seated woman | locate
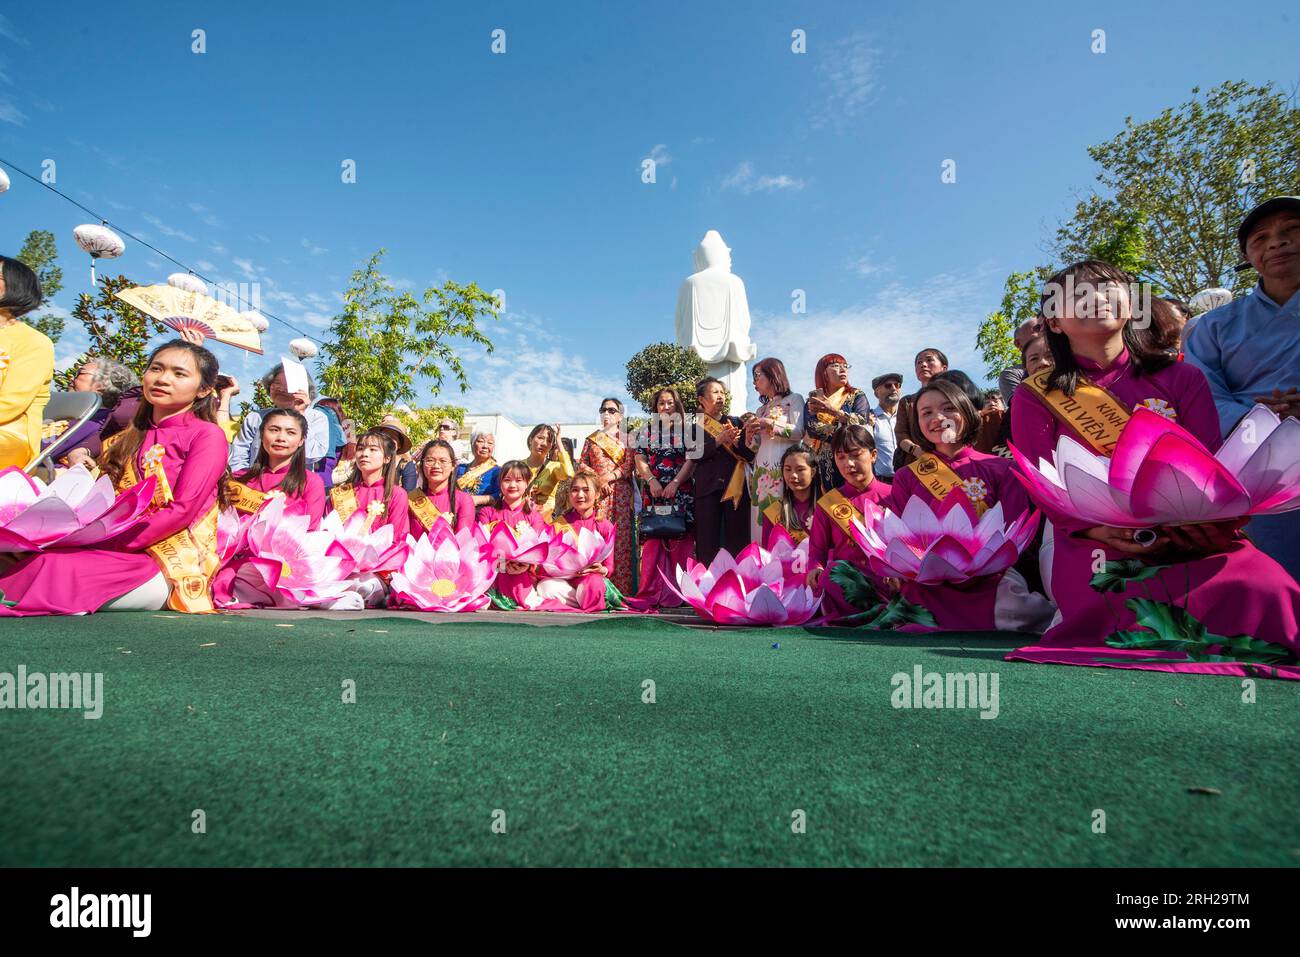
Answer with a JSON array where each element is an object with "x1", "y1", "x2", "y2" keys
[
  {"x1": 480, "y1": 459, "x2": 549, "y2": 607},
  {"x1": 1009, "y1": 259, "x2": 1300, "y2": 675},
  {"x1": 212, "y1": 409, "x2": 326, "y2": 607},
  {"x1": 328, "y1": 429, "x2": 410, "y2": 606},
  {"x1": 408, "y1": 438, "x2": 476, "y2": 535},
  {"x1": 0, "y1": 340, "x2": 228, "y2": 615},
  {"x1": 456, "y1": 431, "x2": 500, "y2": 510},
  {"x1": 885, "y1": 377, "x2": 1054, "y2": 632},
  {"x1": 0, "y1": 255, "x2": 54, "y2": 470},
  {"x1": 759, "y1": 443, "x2": 822, "y2": 547},
  {"x1": 804, "y1": 424, "x2": 891, "y2": 623},
  {"x1": 522, "y1": 423, "x2": 575, "y2": 524},
  {"x1": 532, "y1": 471, "x2": 618, "y2": 613}
]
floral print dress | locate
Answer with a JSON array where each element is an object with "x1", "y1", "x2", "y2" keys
[{"x1": 747, "y1": 392, "x2": 804, "y2": 542}]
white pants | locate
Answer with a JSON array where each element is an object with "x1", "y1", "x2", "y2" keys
[{"x1": 100, "y1": 573, "x2": 171, "y2": 612}]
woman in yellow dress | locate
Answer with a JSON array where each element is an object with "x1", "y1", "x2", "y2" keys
[
  {"x1": 523, "y1": 423, "x2": 575, "y2": 524},
  {"x1": 0, "y1": 257, "x2": 54, "y2": 470}
]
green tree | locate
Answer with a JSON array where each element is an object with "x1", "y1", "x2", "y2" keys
[
  {"x1": 625, "y1": 342, "x2": 709, "y2": 413},
  {"x1": 974, "y1": 269, "x2": 1048, "y2": 382},
  {"x1": 16, "y1": 229, "x2": 65, "y2": 343},
  {"x1": 52, "y1": 274, "x2": 167, "y2": 390},
  {"x1": 392, "y1": 405, "x2": 467, "y2": 447},
  {"x1": 317, "y1": 250, "x2": 499, "y2": 428},
  {"x1": 1054, "y1": 80, "x2": 1300, "y2": 299}
]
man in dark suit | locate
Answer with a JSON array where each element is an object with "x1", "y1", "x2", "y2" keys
[{"x1": 691, "y1": 377, "x2": 755, "y2": 565}]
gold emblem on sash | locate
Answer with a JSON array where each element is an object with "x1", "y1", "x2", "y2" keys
[
  {"x1": 225, "y1": 481, "x2": 268, "y2": 515},
  {"x1": 109, "y1": 436, "x2": 218, "y2": 614},
  {"x1": 330, "y1": 485, "x2": 360, "y2": 524},
  {"x1": 408, "y1": 490, "x2": 443, "y2": 532},
  {"x1": 907, "y1": 453, "x2": 988, "y2": 517},
  {"x1": 1022, "y1": 369, "x2": 1132, "y2": 456},
  {"x1": 816, "y1": 489, "x2": 863, "y2": 536}
]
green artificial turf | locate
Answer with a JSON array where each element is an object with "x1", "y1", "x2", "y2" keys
[{"x1": 1, "y1": 611, "x2": 1296, "y2": 867}]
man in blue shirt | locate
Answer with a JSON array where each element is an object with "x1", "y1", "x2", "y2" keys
[
  {"x1": 870, "y1": 372, "x2": 902, "y2": 479},
  {"x1": 1185, "y1": 196, "x2": 1300, "y2": 578}
]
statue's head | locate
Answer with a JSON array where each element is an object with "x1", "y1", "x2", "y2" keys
[{"x1": 693, "y1": 230, "x2": 732, "y2": 273}]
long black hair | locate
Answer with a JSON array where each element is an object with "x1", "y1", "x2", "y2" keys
[
  {"x1": 1040, "y1": 260, "x2": 1174, "y2": 396},
  {"x1": 232, "y1": 409, "x2": 311, "y2": 500}
]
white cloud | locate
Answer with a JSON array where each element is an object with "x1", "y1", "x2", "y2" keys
[
  {"x1": 455, "y1": 311, "x2": 631, "y2": 422},
  {"x1": 301, "y1": 237, "x2": 328, "y2": 256},
  {"x1": 813, "y1": 33, "x2": 881, "y2": 131},
  {"x1": 748, "y1": 264, "x2": 1002, "y2": 399},
  {"x1": 142, "y1": 213, "x2": 197, "y2": 243},
  {"x1": 847, "y1": 254, "x2": 892, "y2": 278},
  {"x1": 646, "y1": 143, "x2": 672, "y2": 167},
  {"x1": 0, "y1": 14, "x2": 29, "y2": 47},
  {"x1": 187, "y1": 202, "x2": 220, "y2": 227},
  {"x1": 721, "y1": 161, "x2": 807, "y2": 194},
  {"x1": 195, "y1": 259, "x2": 215, "y2": 271},
  {"x1": 0, "y1": 96, "x2": 25, "y2": 125}
]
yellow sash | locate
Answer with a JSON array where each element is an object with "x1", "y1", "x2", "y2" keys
[
  {"x1": 111, "y1": 437, "x2": 218, "y2": 614},
  {"x1": 808, "y1": 387, "x2": 851, "y2": 452},
  {"x1": 697, "y1": 413, "x2": 747, "y2": 508},
  {"x1": 1022, "y1": 369, "x2": 1131, "y2": 456},
  {"x1": 816, "y1": 488, "x2": 863, "y2": 537},
  {"x1": 330, "y1": 486, "x2": 361, "y2": 525},
  {"x1": 908, "y1": 453, "x2": 988, "y2": 517},
  {"x1": 225, "y1": 480, "x2": 268, "y2": 515},
  {"x1": 409, "y1": 489, "x2": 452, "y2": 532},
  {"x1": 551, "y1": 516, "x2": 573, "y2": 537},
  {"x1": 456, "y1": 457, "x2": 497, "y2": 493},
  {"x1": 762, "y1": 500, "x2": 809, "y2": 542},
  {"x1": 586, "y1": 430, "x2": 626, "y2": 467}
]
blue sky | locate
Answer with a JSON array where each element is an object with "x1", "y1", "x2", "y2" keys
[{"x1": 1, "y1": 1, "x2": 1296, "y2": 421}]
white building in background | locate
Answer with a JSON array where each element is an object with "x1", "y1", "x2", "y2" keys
[{"x1": 461, "y1": 413, "x2": 599, "y2": 463}]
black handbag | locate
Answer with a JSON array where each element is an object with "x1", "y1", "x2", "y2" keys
[{"x1": 640, "y1": 502, "x2": 687, "y2": 540}]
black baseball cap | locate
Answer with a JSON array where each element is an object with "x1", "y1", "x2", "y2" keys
[
  {"x1": 1238, "y1": 196, "x2": 1300, "y2": 252},
  {"x1": 871, "y1": 373, "x2": 904, "y2": 391}
]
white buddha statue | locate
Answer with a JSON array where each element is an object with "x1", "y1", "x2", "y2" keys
[{"x1": 674, "y1": 230, "x2": 757, "y2": 415}]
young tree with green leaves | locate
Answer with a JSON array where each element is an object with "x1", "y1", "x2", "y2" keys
[
  {"x1": 974, "y1": 269, "x2": 1048, "y2": 382},
  {"x1": 15, "y1": 229, "x2": 65, "y2": 343},
  {"x1": 391, "y1": 405, "x2": 467, "y2": 446},
  {"x1": 625, "y1": 341, "x2": 709, "y2": 413},
  {"x1": 1054, "y1": 80, "x2": 1300, "y2": 299},
  {"x1": 318, "y1": 250, "x2": 499, "y2": 429}
]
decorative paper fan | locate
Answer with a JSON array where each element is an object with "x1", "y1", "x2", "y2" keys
[{"x1": 114, "y1": 284, "x2": 263, "y2": 354}]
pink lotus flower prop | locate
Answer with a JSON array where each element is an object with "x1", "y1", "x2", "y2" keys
[
  {"x1": 850, "y1": 497, "x2": 1039, "y2": 584},
  {"x1": 487, "y1": 520, "x2": 554, "y2": 568},
  {"x1": 540, "y1": 525, "x2": 615, "y2": 579},
  {"x1": 664, "y1": 538, "x2": 822, "y2": 626},
  {"x1": 322, "y1": 508, "x2": 408, "y2": 577},
  {"x1": 390, "y1": 518, "x2": 496, "y2": 612},
  {"x1": 215, "y1": 506, "x2": 246, "y2": 564},
  {"x1": 1010, "y1": 406, "x2": 1300, "y2": 528},
  {"x1": 0, "y1": 465, "x2": 157, "y2": 553},
  {"x1": 232, "y1": 496, "x2": 354, "y2": 607}
]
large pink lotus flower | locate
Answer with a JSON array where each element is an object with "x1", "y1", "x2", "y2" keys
[
  {"x1": 540, "y1": 525, "x2": 615, "y2": 579},
  {"x1": 321, "y1": 508, "x2": 408, "y2": 577},
  {"x1": 233, "y1": 496, "x2": 355, "y2": 606},
  {"x1": 390, "y1": 518, "x2": 497, "y2": 612},
  {"x1": 215, "y1": 507, "x2": 246, "y2": 564},
  {"x1": 0, "y1": 465, "x2": 157, "y2": 553},
  {"x1": 850, "y1": 497, "x2": 1039, "y2": 584},
  {"x1": 1010, "y1": 405, "x2": 1300, "y2": 528},
  {"x1": 487, "y1": 520, "x2": 554, "y2": 569},
  {"x1": 664, "y1": 539, "x2": 823, "y2": 626}
]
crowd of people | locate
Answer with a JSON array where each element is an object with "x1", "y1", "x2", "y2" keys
[{"x1": 1, "y1": 195, "x2": 1298, "y2": 677}]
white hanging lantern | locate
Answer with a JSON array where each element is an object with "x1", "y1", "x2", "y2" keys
[
  {"x1": 73, "y1": 223, "x2": 126, "y2": 286},
  {"x1": 1189, "y1": 287, "x2": 1233, "y2": 316},
  {"x1": 240, "y1": 310, "x2": 269, "y2": 332},
  {"x1": 288, "y1": 337, "x2": 318, "y2": 359},
  {"x1": 167, "y1": 272, "x2": 208, "y2": 296},
  {"x1": 0, "y1": 168, "x2": 10, "y2": 194}
]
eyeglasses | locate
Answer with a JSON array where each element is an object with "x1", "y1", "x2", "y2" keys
[
  {"x1": 599, "y1": 407, "x2": 620, "y2": 415},
  {"x1": 827, "y1": 362, "x2": 850, "y2": 371}
]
